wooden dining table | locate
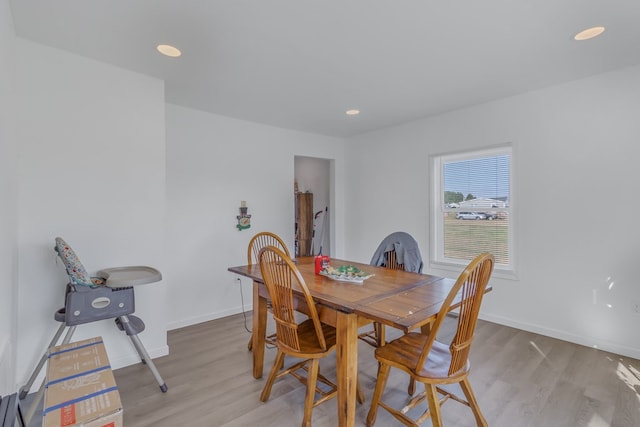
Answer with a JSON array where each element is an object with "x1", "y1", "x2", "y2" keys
[{"x1": 228, "y1": 256, "x2": 484, "y2": 427}]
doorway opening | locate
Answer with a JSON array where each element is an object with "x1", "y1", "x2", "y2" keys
[{"x1": 294, "y1": 156, "x2": 331, "y2": 257}]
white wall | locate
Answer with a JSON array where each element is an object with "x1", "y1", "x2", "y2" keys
[
  {"x1": 344, "y1": 65, "x2": 640, "y2": 359},
  {"x1": 0, "y1": 0, "x2": 18, "y2": 395},
  {"x1": 165, "y1": 104, "x2": 345, "y2": 329},
  {"x1": 14, "y1": 39, "x2": 167, "y2": 390}
]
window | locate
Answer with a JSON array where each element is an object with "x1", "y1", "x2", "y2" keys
[{"x1": 430, "y1": 145, "x2": 514, "y2": 275}]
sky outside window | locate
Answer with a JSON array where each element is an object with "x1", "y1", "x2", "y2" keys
[{"x1": 444, "y1": 155, "x2": 510, "y2": 200}]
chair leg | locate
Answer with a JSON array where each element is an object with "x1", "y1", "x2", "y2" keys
[
  {"x1": 408, "y1": 377, "x2": 416, "y2": 395},
  {"x1": 302, "y1": 359, "x2": 319, "y2": 427},
  {"x1": 19, "y1": 322, "x2": 68, "y2": 399},
  {"x1": 247, "y1": 334, "x2": 253, "y2": 351},
  {"x1": 357, "y1": 376, "x2": 365, "y2": 404},
  {"x1": 425, "y1": 384, "x2": 443, "y2": 427},
  {"x1": 366, "y1": 363, "x2": 391, "y2": 427},
  {"x1": 22, "y1": 324, "x2": 76, "y2": 424},
  {"x1": 376, "y1": 323, "x2": 386, "y2": 347},
  {"x1": 260, "y1": 351, "x2": 285, "y2": 402},
  {"x1": 459, "y1": 377, "x2": 488, "y2": 427},
  {"x1": 126, "y1": 332, "x2": 168, "y2": 392}
]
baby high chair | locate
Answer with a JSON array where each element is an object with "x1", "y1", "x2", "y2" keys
[{"x1": 19, "y1": 237, "x2": 167, "y2": 421}]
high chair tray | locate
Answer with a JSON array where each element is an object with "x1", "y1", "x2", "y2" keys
[{"x1": 97, "y1": 266, "x2": 162, "y2": 288}]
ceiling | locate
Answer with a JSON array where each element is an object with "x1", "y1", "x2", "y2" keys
[{"x1": 10, "y1": 1, "x2": 640, "y2": 138}]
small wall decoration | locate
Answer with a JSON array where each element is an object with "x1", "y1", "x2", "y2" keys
[{"x1": 236, "y1": 200, "x2": 251, "y2": 230}]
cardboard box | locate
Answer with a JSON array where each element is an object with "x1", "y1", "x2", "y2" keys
[{"x1": 43, "y1": 337, "x2": 123, "y2": 427}]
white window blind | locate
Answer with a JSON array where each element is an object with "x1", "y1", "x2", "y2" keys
[{"x1": 432, "y1": 145, "x2": 513, "y2": 272}]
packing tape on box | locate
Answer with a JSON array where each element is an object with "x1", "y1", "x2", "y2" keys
[
  {"x1": 43, "y1": 386, "x2": 119, "y2": 416},
  {"x1": 45, "y1": 365, "x2": 113, "y2": 387},
  {"x1": 48, "y1": 339, "x2": 105, "y2": 357}
]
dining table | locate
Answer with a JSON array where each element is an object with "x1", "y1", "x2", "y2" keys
[{"x1": 228, "y1": 256, "x2": 489, "y2": 427}]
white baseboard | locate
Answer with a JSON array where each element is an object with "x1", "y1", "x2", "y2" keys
[
  {"x1": 109, "y1": 344, "x2": 170, "y2": 370},
  {"x1": 166, "y1": 305, "x2": 250, "y2": 331},
  {"x1": 480, "y1": 313, "x2": 640, "y2": 360}
]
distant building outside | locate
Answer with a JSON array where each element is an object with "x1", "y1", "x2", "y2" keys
[{"x1": 458, "y1": 197, "x2": 507, "y2": 209}]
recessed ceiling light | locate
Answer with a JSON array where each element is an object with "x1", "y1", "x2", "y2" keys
[
  {"x1": 574, "y1": 26, "x2": 605, "y2": 41},
  {"x1": 157, "y1": 44, "x2": 182, "y2": 57},
  {"x1": 345, "y1": 109, "x2": 360, "y2": 116}
]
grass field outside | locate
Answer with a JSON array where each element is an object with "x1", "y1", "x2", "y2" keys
[{"x1": 443, "y1": 213, "x2": 510, "y2": 265}]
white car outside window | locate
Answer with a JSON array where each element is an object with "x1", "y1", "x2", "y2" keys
[{"x1": 456, "y1": 212, "x2": 486, "y2": 220}]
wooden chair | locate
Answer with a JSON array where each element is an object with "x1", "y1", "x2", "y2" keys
[
  {"x1": 258, "y1": 245, "x2": 363, "y2": 427},
  {"x1": 366, "y1": 252, "x2": 494, "y2": 427},
  {"x1": 361, "y1": 229, "x2": 424, "y2": 348},
  {"x1": 246, "y1": 231, "x2": 291, "y2": 351},
  {"x1": 384, "y1": 248, "x2": 403, "y2": 270},
  {"x1": 361, "y1": 232, "x2": 424, "y2": 348},
  {"x1": 358, "y1": 248, "x2": 403, "y2": 348}
]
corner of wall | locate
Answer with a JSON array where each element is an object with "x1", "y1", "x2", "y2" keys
[{"x1": 0, "y1": 336, "x2": 15, "y2": 394}]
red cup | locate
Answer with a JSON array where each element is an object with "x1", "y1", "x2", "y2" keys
[{"x1": 315, "y1": 255, "x2": 330, "y2": 274}]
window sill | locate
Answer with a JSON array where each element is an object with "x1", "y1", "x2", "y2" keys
[{"x1": 428, "y1": 260, "x2": 519, "y2": 281}]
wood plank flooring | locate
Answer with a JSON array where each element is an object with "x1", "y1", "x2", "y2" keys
[{"x1": 104, "y1": 314, "x2": 639, "y2": 426}]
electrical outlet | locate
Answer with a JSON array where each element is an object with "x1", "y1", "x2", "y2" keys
[{"x1": 632, "y1": 301, "x2": 640, "y2": 315}]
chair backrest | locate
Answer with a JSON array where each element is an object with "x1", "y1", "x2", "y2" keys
[
  {"x1": 54, "y1": 237, "x2": 94, "y2": 286},
  {"x1": 384, "y1": 249, "x2": 403, "y2": 270},
  {"x1": 416, "y1": 252, "x2": 494, "y2": 376},
  {"x1": 258, "y1": 245, "x2": 327, "y2": 353},
  {"x1": 247, "y1": 232, "x2": 290, "y2": 266},
  {"x1": 370, "y1": 231, "x2": 423, "y2": 273}
]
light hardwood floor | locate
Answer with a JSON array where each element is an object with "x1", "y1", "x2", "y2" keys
[{"x1": 106, "y1": 314, "x2": 640, "y2": 426}]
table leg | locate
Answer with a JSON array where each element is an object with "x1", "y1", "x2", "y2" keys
[
  {"x1": 336, "y1": 311, "x2": 358, "y2": 427},
  {"x1": 252, "y1": 280, "x2": 267, "y2": 379},
  {"x1": 420, "y1": 322, "x2": 433, "y2": 335}
]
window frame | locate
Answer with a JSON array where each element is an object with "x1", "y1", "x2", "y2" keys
[{"x1": 429, "y1": 143, "x2": 517, "y2": 279}]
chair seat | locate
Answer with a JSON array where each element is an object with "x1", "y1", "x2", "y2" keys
[
  {"x1": 375, "y1": 332, "x2": 470, "y2": 381},
  {"x1": 279, "y1": 318, "x2": 336, "y2": 357}
]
